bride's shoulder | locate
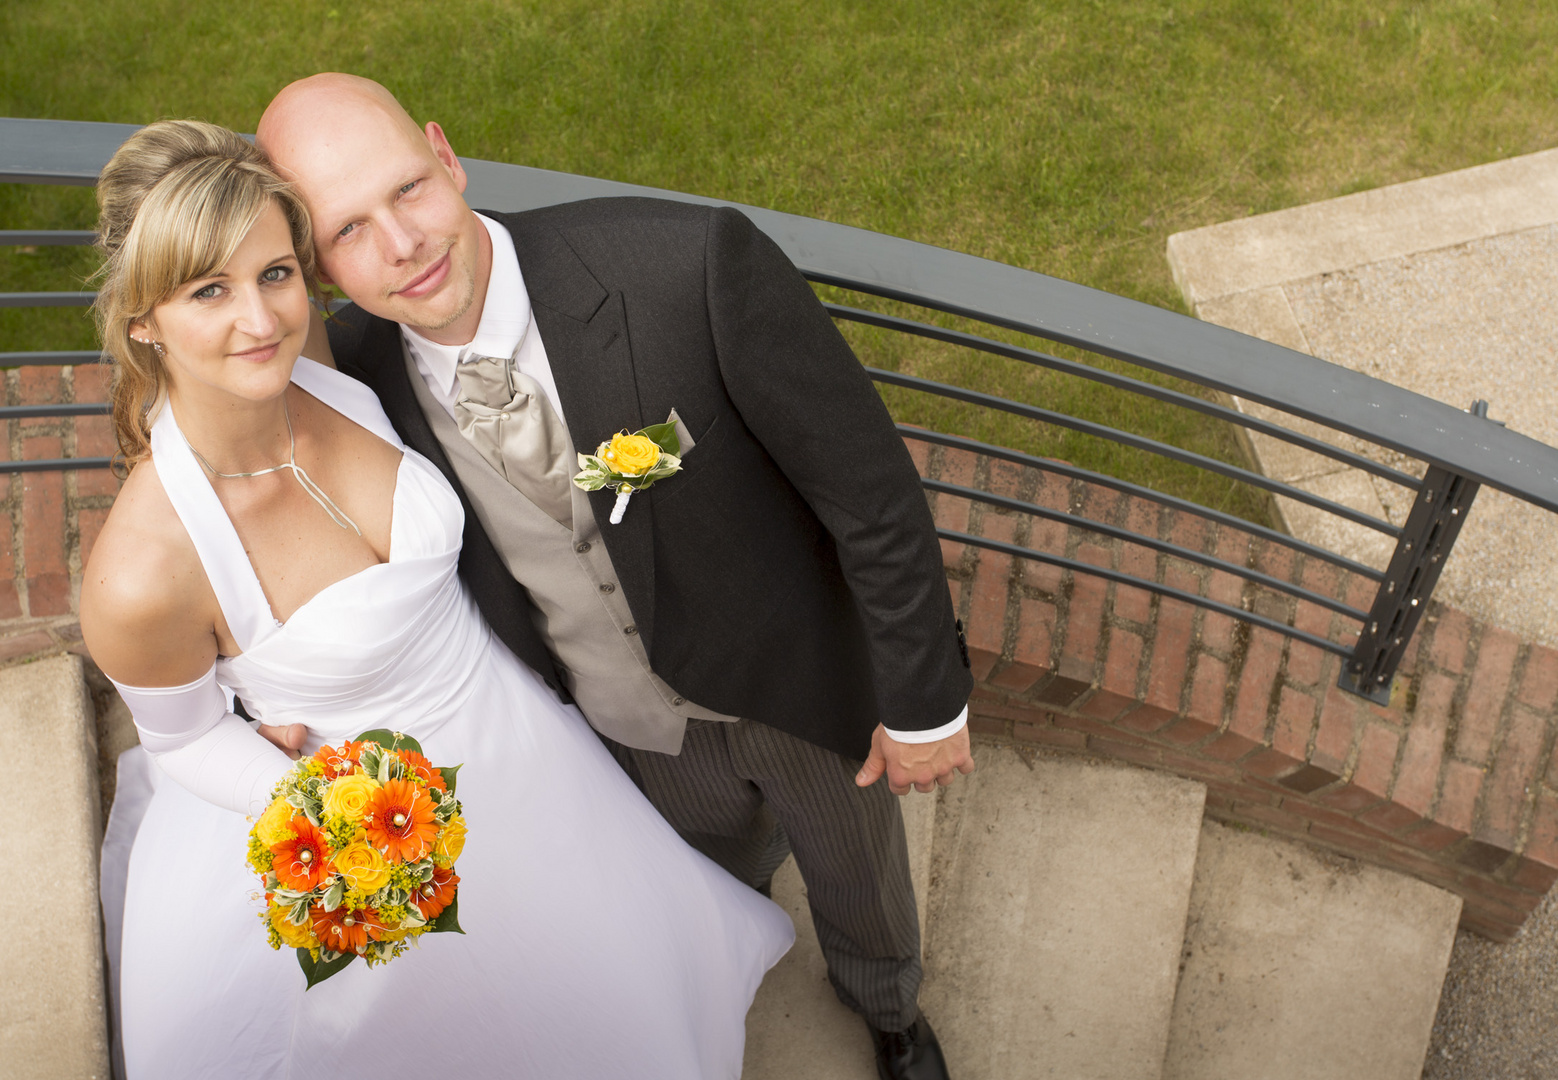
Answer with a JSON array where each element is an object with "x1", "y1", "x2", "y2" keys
[{"x1": 80, "y1": 457, "x2": 211, "y2": 668}]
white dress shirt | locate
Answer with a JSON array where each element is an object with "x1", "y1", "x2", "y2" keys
[
  {"x1": 402, "y1": 214, "x2": 967, "y2": 745},
  {"x1": 403, "y1": 214, "x2": 566, "y2": 430}
]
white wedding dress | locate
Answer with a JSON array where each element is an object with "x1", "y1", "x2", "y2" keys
[{"x1": 101, "y1": 358, "x2": 793, "y2": 1079}]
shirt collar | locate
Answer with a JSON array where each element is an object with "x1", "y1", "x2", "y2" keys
[{"x1": 401, "y1": 213, "x2": 531, "y2": 395}]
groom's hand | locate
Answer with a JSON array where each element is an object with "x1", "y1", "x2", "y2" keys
[
  {"x1": 256, "y1": 721, "x2": 308, "y2": 761},
  {"x1": 855, "y1": 724, "x2": 975, "y2": 795}
]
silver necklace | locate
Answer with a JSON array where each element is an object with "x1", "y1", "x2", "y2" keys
[{"x1": 182, "y1": 404, "x2": 362, "y2": 536}]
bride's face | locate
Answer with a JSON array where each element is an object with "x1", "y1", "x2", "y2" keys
[{"x1": 135, "y1": 201, "x2": 310, "y2": 408}]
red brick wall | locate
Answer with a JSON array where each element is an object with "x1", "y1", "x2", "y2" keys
[
  {"x1": 914, "y1": 438, "x2": 1558, "y2": 942},
  {"x1": 0, "y1": 363, "x2": 120, "y2": 661}
]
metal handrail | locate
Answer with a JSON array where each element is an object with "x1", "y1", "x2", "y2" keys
[
  {"x1": 0, "y1": 404, "x2": 108, "y2": 419},
  {"x1": 871, "y1": 366, "x2": 1403, "y2": 536},
  {"x1": 902, "y1": 426, "x2": 1387, "y2": 583},
  {"x1": 924, "y1": 478, "x2": 1368, "y2": 619},
  {"x1": 1, "y1": 291, "x2": 95, "y2": 307},
  {"x1": 0, "y1": 230, "x2": 94, "y2": 245},
  {"x1": 830, "y1": 304, "x2": 1423, "y2": 490},
  {"x1": 7, "y1": 115, "x2": 1556, "y2": 703},
  {"x1": 0, "y1": 351, "x2": 102, "y2": 365}
]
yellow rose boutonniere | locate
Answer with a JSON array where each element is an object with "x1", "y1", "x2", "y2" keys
[{"x1": 572, "y1": 416, "x2": 684, "y2": 523}]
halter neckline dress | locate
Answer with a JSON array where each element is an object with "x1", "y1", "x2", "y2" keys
[{"x1": 106, "y1": 358, "x2": 793, "y2": 1079}]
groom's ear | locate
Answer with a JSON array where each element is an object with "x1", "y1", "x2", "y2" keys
[{"x1": 424, "y1": 121, "x2": 469, "y2": 195}]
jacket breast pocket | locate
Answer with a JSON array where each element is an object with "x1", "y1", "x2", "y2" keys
[{"x1": 652, "y1": 413, "x2": 724, "y2": 507}]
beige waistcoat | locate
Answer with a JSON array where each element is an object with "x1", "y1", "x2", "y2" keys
[{"x1": 404, "y1": 344, "x2": 736, "y2": 754}]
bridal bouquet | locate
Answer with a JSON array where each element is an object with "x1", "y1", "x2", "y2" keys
[{"x1": 246, "y1": 730, "x2": 466, "y2": 988}]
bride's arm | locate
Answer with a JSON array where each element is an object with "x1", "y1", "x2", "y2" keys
[{"x1": 81, "y1": 462, "x2": 293, "y2": 816}]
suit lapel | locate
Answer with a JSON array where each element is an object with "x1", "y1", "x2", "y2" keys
[
  {"x1": 357, "y1": 316, "x2": 466, "y2": 498},
  {"x1": 505, "y1": 214, "x2": 659, "y2": 648}
]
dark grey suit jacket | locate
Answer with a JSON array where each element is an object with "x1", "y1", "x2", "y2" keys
[{"x1": 329, "y1": 198, "x2": 971, "y2": 760}]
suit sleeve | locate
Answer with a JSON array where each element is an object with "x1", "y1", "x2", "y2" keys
[{"x1": 703, "y1": 207, "x2": 972, "y2": 733}]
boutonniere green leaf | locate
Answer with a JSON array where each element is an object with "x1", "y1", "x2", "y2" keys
[{"x1": 572, "y1": 419, "x2": 684, "y2": 523}]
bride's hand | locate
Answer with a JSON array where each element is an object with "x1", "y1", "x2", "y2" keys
[{"x1": 256, "y1": 721, "x2": 308, "y2": 760}]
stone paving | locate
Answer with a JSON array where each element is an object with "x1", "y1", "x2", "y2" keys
[
  {"x1": 1167, "y1": 149, "x2": 1558, "y2": 1079},
  {"x1": 1168, "y1": 148, "x2": 1558, "y2": 651}
]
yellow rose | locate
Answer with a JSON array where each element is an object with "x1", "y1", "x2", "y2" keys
[
  {"x1": 270, "y1": 906, "x2": 315, "y2": 949},
  {"x1": 433, "y1": 815, "x2": 468, "y2": 867},
  {"x1": 601, "y1": 433, "x2": 661, "y2": 476},
  {"x1": 323, "y1": 773, "x2": 380, "y2": 825},
  {"x1": 334, "y1": 840, "x2": 392, "y2": 893},
  {"x1": 254, "y1": 797, "x2": 296, "y2": 846}
]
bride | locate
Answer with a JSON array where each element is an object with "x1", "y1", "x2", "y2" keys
[{"x1": 82, "y1": 119, "x2": 792, "y2": 1079}]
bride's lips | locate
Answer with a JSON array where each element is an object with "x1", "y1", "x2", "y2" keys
[
  {"x1": 230, "y1": 341, "x2": 282, "y2": 364},
  {"x1": 395, "y1": 251, "x2": 452, "y2": 300}
]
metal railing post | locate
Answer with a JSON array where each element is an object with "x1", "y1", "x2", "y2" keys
[{"x1": 1338, "y1": 403, "x2": 1491, "y2": 703}]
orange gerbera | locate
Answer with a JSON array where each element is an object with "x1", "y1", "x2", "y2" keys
[
  {"x1": 412, "y1": 866, "x2": 460, "y2": 921},
  {"x1": 397, "y1": 749, "x2": 447, "y2": 792},
  {"x1": 310, "y1": 903, "x2": 383, "y2": 955},
  {"x1": 363, "y1": 779, "x2": 439, "y2": 862},
  {"x1": 313, "y1": 740, "x2": 365, "y2": 781},
  {"x1": 270, "y1": 817, "x2": 333, "y2": 892}
]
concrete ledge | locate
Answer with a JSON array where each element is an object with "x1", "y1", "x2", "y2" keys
[
  {"x1": 1167, "y1": 147, "x2": 1558, "y2": 306},
  {"x1": 920, "y1": 745, "x2": 1206, "y2": 1079},
  {"x1": 0, "y1": 654, "x2": 110, "y2": 1079},
  {"x1": 1164, "y1": 820, "x2": 1461, "y2": 1080}
]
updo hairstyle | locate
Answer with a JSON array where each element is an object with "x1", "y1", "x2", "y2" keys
[{"x1": 90, "y1": 120, "x2": 319, "y2": 468}]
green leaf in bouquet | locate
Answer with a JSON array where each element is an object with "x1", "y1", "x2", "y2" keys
[
  {"x1": 298, "y1": 947, "x2": 356, "y2": 989},
  {"x1": 430, "y1": 893, "x2": 464, "y2": 935},
  {"x1": 321, "y1": 878, "x2": 345, "y2": 913},
  {"x1": 355, "y1": 728, "x2": 422, "y2": 755},
  {"x1": 437, "y1": 763, "x2": 461, "y2": 793},
  {"x1": 639, "y1": 420, "x2": 681, "y2": 457}
]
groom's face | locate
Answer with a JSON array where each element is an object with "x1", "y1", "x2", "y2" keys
[{"x1": 270, "y1": 110, "x2": 486, "y2": 342}]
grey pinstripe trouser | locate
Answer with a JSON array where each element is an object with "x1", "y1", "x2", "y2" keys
[{"x1": 605, "y1": 718, "x2": 922, "y2": 1032}]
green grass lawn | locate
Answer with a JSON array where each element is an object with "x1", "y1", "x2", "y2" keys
[{"x1": 5, "y1": 0, "x2": 1558, "y2": 526}]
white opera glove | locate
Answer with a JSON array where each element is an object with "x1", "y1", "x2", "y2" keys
[{"x1": 110, "y1": 665, "x2": 293, "y2": 817}]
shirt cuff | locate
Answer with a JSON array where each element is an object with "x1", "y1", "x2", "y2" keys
[{"x1": 883, "y1": 706, "x2": 968, "y2": 745}]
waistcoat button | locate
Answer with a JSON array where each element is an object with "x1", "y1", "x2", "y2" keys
[
  {"x1": 575, "y1": 541, "x2": 591, "y2": 554},
  {"x1": 599, "y1": 582, "x2": 616, "y2": 594},
  {"x1": 672, "y1": 696, "x2": 686, "y2": 706},
  {"x1": 624, "y1": 624, "x2": 638, "y2": 635}
]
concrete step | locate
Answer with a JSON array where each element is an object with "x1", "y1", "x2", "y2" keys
[
  {"x1": 1162, "y1": 819, "x2": 1462, "y2": 1080},
  {"x1": 921, "y1": 745, "x2": 1206, "y2": 1080},
  {"x1": 0, "y1": 655, "x2": 111, "y2": 1080},
  {"x1": 743, "y1": 789, "x2": 936, "y2": 1077}
]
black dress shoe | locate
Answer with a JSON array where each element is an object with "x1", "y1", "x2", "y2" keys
[{"x1": 870, "y1": 1010, "x2": 950, "y2": 1080}]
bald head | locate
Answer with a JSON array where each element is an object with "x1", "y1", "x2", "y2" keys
[{"x1": 257, "y1": 74, "x2": 427, "y2": 175}]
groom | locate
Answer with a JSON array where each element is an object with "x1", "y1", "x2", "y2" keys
[{"x1": 256, "y1": 74, "x2": 973, "y2": 1079}]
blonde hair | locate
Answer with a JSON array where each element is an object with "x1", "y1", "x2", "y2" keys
[{"x1": 90, "y1": 120, "x2": 319, "y2": 468}]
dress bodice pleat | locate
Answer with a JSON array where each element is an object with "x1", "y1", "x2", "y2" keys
[{"x1": 147, "y1": 358, "x2": 490, "y2": 741}]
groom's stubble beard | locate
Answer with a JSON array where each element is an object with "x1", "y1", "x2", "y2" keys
[{"x1": 381, "y1": 236, "x2": 482, "y2": 336}]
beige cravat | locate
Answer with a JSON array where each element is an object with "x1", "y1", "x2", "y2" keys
[{"x1": 453, "y1": 352, "x2": 574, "y2": 526}]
